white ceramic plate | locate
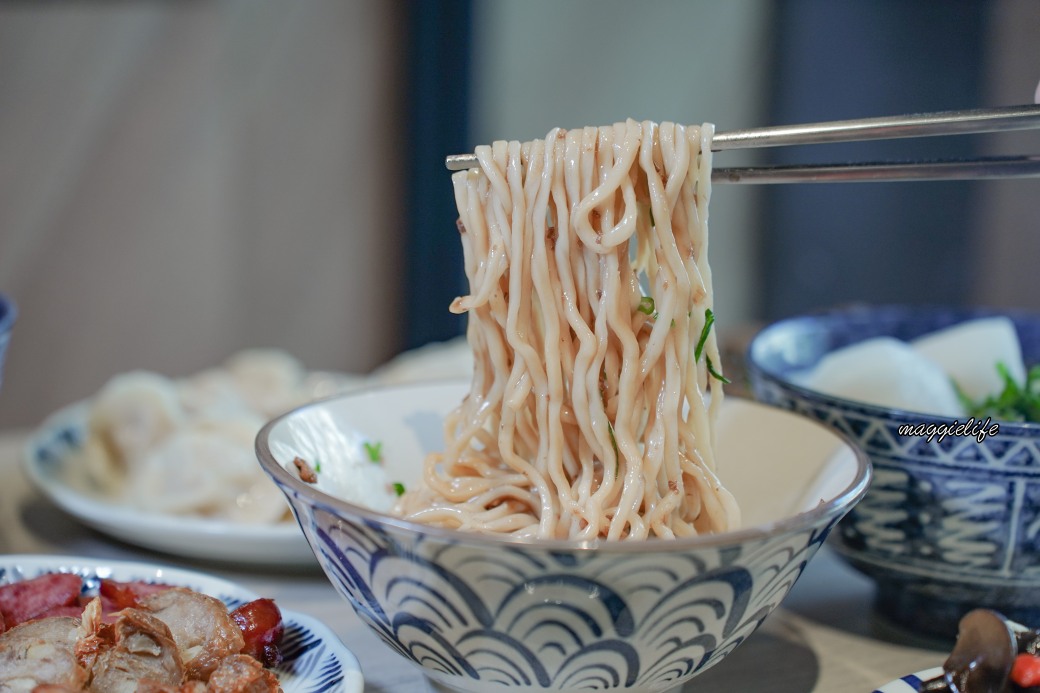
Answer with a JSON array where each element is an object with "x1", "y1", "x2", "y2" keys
[
  {"x1": 23, "y1": 401, "x2": 317, "y2": 566},
  {"x1": 0, "y1": 554, "x2": 363, "y2": 693},
  {"x1": 872, "y1": 668, "x2": 943, "y2": 692}
]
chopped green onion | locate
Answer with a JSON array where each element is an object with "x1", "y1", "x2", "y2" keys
[
  {"x1": 694, "y1": 308, "x2": 716, "y2": 361},
  {"x1": 706, "y1": 355, "x2": 731, "y2": 384},
  {"x1": 958, "y1": 362, "x2": 1040, "y2": 422},
  {"x1": 314, "y1": 462, "x2": 322, "y2": 473},
  {"x1": 637, "y1": 296, "x2": 656, "y2": 316},
  {"x1": 363, "y1": 441, "x2": 383, "y2": 463},
  {"x1": 607, "y1": 421, "x2": 620, "y2": 475},
  {"x1": 392, "y1": 482, "x2": 406, "y2": 497}
]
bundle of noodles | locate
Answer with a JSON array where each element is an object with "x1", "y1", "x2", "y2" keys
[{"x1": 398, "y1": 119, "x2": 740, "y2": 540}]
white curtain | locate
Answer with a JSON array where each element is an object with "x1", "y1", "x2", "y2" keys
[{"x1": 0, "y1": 1, "x2": 407, "y2": 427}]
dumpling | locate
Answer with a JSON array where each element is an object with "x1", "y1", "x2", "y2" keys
[
  {"x1": 88, "y1": 371, "x2": 183, "y2": 464},
  {"x1": 224, "y1": 349, "x2": 307, "y2": 419},
  {"x1": 119, "y1": 415, "x2": 288, "y2": 524}
]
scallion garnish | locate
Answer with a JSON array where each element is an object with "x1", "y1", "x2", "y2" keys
[
  {"x1": 694, "y1": 308, "x2": 716, "y2": 361},
  {"x1": 706, "y1": 355, "x2": 731, "y2": 384},
  {"x1": 363, "y1": 441, "x2": 383, "y2": 463},
  {"x1": 957, "y1": 362, "x2": 1040, "y2": 422},
  {"x1": 607, "y1": 421, "x2": 620, "y2": 475},
  {"x1": 637, "y1": 296, "x2": 656, "y2": 316}
]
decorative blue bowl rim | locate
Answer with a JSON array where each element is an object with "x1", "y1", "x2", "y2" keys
[
  {"x1": 255, "y1": 379, "x2": 872, "y2": 554},
  {"x1": 746, "y1": 303, "x2": 1040, "y2": 432}
]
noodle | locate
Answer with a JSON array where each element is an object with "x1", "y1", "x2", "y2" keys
[{"x1": 398, "y1": 119, "x2": 740, "y2": 540}]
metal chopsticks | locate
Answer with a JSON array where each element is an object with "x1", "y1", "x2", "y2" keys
[
  {"x1": 444, "y1": 104, "x2": 1040, "y2": 183},
  {"x1": 712, "y1": 155, "x2": 1040, "y2": 184}
]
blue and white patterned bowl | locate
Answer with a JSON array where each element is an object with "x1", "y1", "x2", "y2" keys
[
  {"x1": 256, "y1": 381, "x2": 870, "y2": 692},
  {"x1": 0, "y1": 293, "x2": 16, "y2": 391},
  {"x1": 747, "y1": 304, "x2": 1040, "y2": 640}
]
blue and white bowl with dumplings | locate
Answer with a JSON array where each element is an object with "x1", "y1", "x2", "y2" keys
[
  {"x1": 747, "y1": 304, "x2": 1040, "y2": 640},
  {"x1": 256, "y1": 380, "x2": 870, "y2": 692}
]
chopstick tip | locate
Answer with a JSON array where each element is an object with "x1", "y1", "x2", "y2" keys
[{"x1": 445, "y1": 154, "x2": 477, "y2": 171}]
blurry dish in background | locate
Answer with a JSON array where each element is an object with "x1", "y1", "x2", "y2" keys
[
  {"x1": 794, "y1": 316, "x2": 1028, "y2": 419},
  {"x1": 22, "y1": 342, "x2": 471, "y2": 564},
  {"x1": 0, "y1": 554, "x2": 364, "y2": 693},
  {"x1": 24, "y1": 400, "x2": 317, "y2": 565},
  {"x1": 911, "y1": 609, "x2": 1040, "y2": 693},
  {"x1": 747, "y1": 305, "x2": 1040, "y2": 638},
  {"x1": 62, "y1": 349, "x2": 363, "y2": 525},
  {"x1": 369, "y1": 336, "x2": 471, "y2": 385}
]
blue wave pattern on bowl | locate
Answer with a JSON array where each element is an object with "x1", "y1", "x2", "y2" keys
[
  {"x1": 0, "y1": 562, "x2": 347, "y2": 693},
  {"x1": 872, "y1": 668, "x2": 944, "y2": 693},
  {"x1": 286, "y1": 492, "x2": 841, "y2": 691},
  {"x1": 747, "y1": 305, "x2": 1040, "y2": 636}
]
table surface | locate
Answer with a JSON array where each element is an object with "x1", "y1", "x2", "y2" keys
[{"x1": 0, "y1": 428, "x2": 947, "y2": 692}]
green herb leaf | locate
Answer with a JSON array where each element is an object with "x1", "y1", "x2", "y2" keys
[
  {"x1": 607, "y1": 421, "x2": 620, "y2": 475},
  {"x1": 637, "y1": 296, "x2": 656, "y2": 316},
  {"x1": 706, "y1": 355, "x2": 731, "y2": 384},
  {"x1": 958, "y1": 361, "x2": 1040, "y2": 422},
  {"x1": 392, "y1": 482, "x2": 406, "y2": 497},
  {"x1": 694, "y1": 308, "x2": 716, "y2": 361},
  {"x1": 314, "y1": 462, "x2": 322, "y2": 473},
  {"x1": 363, "y1": 441, "x2": 383, "y2": 463}
]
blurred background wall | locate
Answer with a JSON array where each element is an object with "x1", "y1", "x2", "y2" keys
[
  {"x1": 0, "y1": 1, "x2": 411, "y2": 427},
  {"x1": 469, "y1": 0, "x2": 772, "y2": 330},
  {"x1": 0, "y1": 0, "x2": 1037, "y2": 427}
]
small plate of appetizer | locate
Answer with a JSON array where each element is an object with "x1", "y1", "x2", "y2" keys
[
  {"x1": 0, "y1": 554, "x2": 363, "y2": 692},
  {"x1": 22, "y1": 350, "x2": 363, "y2": 566},
  {"x1": 873, "y1": 609, "x2": 1040, "y2": 692}
]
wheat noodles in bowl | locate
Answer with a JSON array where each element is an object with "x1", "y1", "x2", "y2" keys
[{"x1": 397, "y1": 119, "x2": 739, "y2": 540}]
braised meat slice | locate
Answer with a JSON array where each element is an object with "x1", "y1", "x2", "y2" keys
[
  {"x1": 88, "y1": 609, "x2": 184, "y2": 693},
  {"x1": 99, "y1": 579, "x2": 174, "y2": 613},
  {"x1": 206, "y1": 654, "x2": 281, "y2": 693},
  {"x1": 0, "y1": 574, "x2": 82, "y2": 631},
  {"x1": 139, "y1": 588, "x2": 245, "y2": 681},
  {"x1": 0, "y1": 617, "x2": 87, "y2": 691}
]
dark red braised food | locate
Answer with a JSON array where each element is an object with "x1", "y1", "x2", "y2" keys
[
  {"x1": 231, "y1": 597, "x2": 285, "y2": 668},
  {"x1": 0, "y1": 572, "x2": 82, "y2": 629},
  {"x1": 919, "y1": 609, "x2": 1040, "y2": 693},
  {"x1": 0, "y1": 573, "x2": 284, "y2": 692}
]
